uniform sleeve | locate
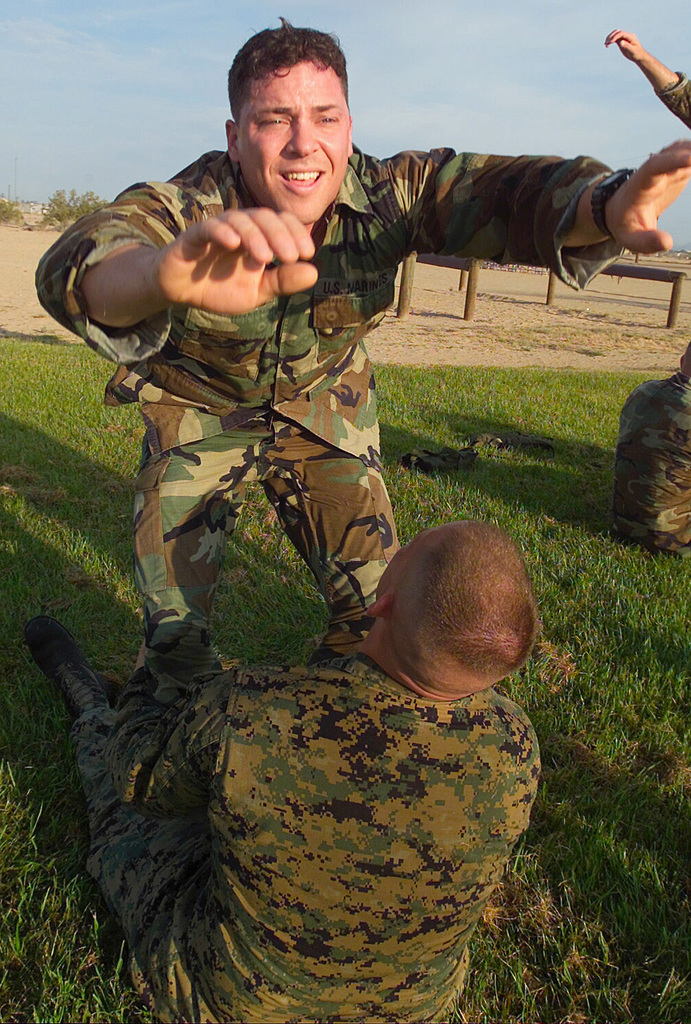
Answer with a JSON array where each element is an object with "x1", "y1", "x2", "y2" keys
[
  {"x1": 656, "y1": 72, "x2": 691, "y2": 130},
  {"x1": 385, "y1": 148, "x2": 621, "y2": 289},
  {"x1": 105, "y1": 667, "x2": 233, "y2": 818},
  {"x1": 35, "y1": 181, "x2": 205, "y2": 366}
]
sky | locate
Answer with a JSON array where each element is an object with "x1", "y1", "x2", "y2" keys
[{"x1": 3, "y1": 0, "x2": 691, "y2": 244}]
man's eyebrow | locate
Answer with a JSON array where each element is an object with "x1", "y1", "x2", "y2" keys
[{"x1": 252, "y1": 103, "x2": 342, "y2": 116}]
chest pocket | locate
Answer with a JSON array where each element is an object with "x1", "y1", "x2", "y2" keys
[
  {"x1": 311, "y1": 276, "x2": 396, "y2": 353},
  {"x1": 175, "y1": 303, "x2": 282, "y2": 381}
]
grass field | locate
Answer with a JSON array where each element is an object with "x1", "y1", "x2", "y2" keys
[{"x1": 1, "y1": 336, "x2": 690, "y2": 1022}]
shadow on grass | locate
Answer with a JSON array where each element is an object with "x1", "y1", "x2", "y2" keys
[
  {"x1": 0, "y1": 411, "x2": 325, "y2": 1020},
  {"x1": 380, "y1": 416, "x2": 613, "y2": 533},
  {"x1": 0, "y1": 328, "x2": 75, "y2": 345},
  {"x1": 0, "y1": 409, "x2": 324, "y2": 716}
]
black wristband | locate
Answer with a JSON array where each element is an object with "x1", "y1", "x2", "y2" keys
[{"x1": 591, "y1": 168, "x2": 634, "y2": 236}]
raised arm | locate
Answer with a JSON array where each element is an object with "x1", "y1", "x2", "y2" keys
[
  {"x1": 564, "y1": 140, "x2": 691, "y2": 253},
  {"x1": 81, "y1": 208, "x2": 319, "y2": 328},
  {"x1": 605, "y1": 30, "x2": 680, "y2": 92}
]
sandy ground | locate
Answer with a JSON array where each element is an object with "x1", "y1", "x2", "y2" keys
[{"x1": 2, "y1": 223, "x2": 690, "y2": 374}]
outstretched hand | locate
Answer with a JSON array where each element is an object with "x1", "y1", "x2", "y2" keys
[
  {"x1": 606, "y1": 140, "x2": 691, "y2": 253},
  {"x1": 154, "y1": 208, "x2": 318, "y2": 314},
  {"x1": 82, "y1": 208, "x2": 319, "y2": 328}
]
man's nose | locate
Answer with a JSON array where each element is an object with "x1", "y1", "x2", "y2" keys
[{"x1": 285, "y1": 119, "x2": 318, "y2": 156}]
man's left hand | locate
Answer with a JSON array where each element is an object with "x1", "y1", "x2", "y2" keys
[{"x1": 606, "y1": 140, "x2": 691, "y2": 253}]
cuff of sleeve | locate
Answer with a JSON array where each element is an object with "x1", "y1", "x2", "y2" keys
[
  {"x1": 552, "y1": 180, "x2": 623, "y2": 289},
  {"x1": 656, "y1": 71, "x2": 688, "y2": 97},
  {"x1": 70, "y1": 239, "x2": 172, "y2": 365}
]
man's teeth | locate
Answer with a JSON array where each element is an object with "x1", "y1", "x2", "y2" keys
[{"x1": 284, "y1": 172, "x2": 320, "y2": 180}]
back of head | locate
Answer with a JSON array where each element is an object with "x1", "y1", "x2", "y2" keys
[
  {"x1": 398, "y1": 521, "x2": 540, "y2": 683},
  {"x1": 228, "y1": 18, "x2": 348, "y2": 120}
]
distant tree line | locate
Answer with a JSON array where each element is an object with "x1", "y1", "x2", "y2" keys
[
  {"x1": 0, "y1": 198, "x2": 23, "y2": 225},
  {"x1": 0, "y1": 189, "x2": 107, "y2": 228}
]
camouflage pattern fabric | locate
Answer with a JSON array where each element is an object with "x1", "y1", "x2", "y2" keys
[
  {"x1": 656, "y1": 71, "x2": 691, "y2": 129},
  {"x1": 613, "y1": 371, "x2": 691, "y2": 555},
  {"x1": 135, "y1": 416, "x2": 397, "y2": 692},
  {"x1": 35, "y1": 146, "x2": 617, "y2": 682},
  {"x1": 400, "y1": 433, "x2": 555, "y2": 474},
  {"x1": 69, "y1": 654, "x2": 539, "y2": 1023},
  {"x1": 36, "y1": 146, "x2": 618, "y2": 458},
  {"x1": 400, "y1": 446, "x2": 478, "y2": 474},
  {"x1": 469, "y1": 431, "x2": 555, "y2": 456}
]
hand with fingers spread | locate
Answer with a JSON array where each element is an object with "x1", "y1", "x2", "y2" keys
[
  {"x1": 605, "y1": 140, "x2": 691, "y2": 253},
  {"x1": 82, "y1": 208, "x2": 318, "y2": 328},
  {"x1": 567, "y1": 140, "x2": 691, "y2": 253}
]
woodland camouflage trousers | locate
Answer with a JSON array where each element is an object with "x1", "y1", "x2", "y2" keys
[{"x1": 133, "y1": 417, "x2": 398, "y2": 690}]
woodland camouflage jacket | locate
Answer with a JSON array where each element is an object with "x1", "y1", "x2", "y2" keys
[
  {"x1": 36, "y1": 146, "x2": 616, "y2": 456},
  {"x1": 106, "y1": 654, "x2": 540, "y2": 1023},
  {"x1": 613, "y1": 370, "x2": 691, "y2": 555}
]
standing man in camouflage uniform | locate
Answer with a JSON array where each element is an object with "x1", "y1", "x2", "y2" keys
[
  {"x1": 613, "y1": 341, "x2": 691, "y2": 555},
  {"x1": 25, "y1": 519, "x2": 541, "y2": 1023},
  {"x1": 36, "y1": 19, "x2": 691, "y2": 691},
  {"x1": 605, "y1": 29, "x2": 691, "y2": 128}
]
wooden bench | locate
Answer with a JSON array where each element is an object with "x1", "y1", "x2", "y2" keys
[{"x1": 397, "y1": 254, "x2": 687, "y2": 328}]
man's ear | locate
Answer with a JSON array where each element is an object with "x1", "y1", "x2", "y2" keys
[
  {"x1": 226, "y1": 120, "x2": 239, "y2": 161},
  {"x1": 368, "y1": 592, "x2": 395, "y2": 619}
]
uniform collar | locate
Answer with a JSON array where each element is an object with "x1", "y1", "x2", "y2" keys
[{"x1": 332, "y1": 155, "x2": 374, "y2": 216}]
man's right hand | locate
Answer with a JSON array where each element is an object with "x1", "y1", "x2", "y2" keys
[
  {"x1": 604, "y1": 29, "x2": 679, "y2": 92},
  {"x1": 82, "y1": 209, "x2": 318, "y2": 328},
  {"x1": 604, "y1": 29, "x2": 649, "y2": 64}
]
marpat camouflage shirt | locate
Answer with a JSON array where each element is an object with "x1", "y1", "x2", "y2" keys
[
  {"x1": 106, "y1": 654, "x2": 540, "y2": 1023},
  {"x1": 36, "y1": 147, "x2": 616, "y2": 456},
  {"x1": 656, "y1": 71, "x2": 691, "y2": 129},
  {"x1": 613, "y1": 370, "x2": 691, "y2": 555}
]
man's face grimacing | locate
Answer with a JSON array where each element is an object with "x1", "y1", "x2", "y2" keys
[{"x1": 226, "y1": 61, "x2": 353, "y2": 232}]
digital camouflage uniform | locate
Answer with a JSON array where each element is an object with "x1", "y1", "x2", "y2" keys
[
  {"x1": 656, "y1": 71, "x2": 691, "y2": 128},
  {"x1": 613, "y1": 370, "x2": 691, "y2": 555},
  {"x1": 71, "y1": 654, "x2": 540, "y2": 1023},
  {"x1": 36, "y1": 146, "x2": 617, "y2": 685}
]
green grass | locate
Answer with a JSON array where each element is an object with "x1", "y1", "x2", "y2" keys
[{"x1": 1, "y1": 337, "x2": 690, "y2": 1022}]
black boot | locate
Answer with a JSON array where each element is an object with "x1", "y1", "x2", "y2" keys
[{"x1": 24, "y1": 616, "x2": 117, "y2": 717}]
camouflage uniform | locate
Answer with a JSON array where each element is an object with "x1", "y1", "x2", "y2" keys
[
  {"x1": 613, "y1": 369, "x2": 691, "y2": 555},
  {"x1": 70, "y1": 654, "x2": 540, "y2": 1023},
  {"x1": 656, "y1": 71, "x2": 691, "y2": 128},
  {"x1": 36, "y1": 147, "x2": 617, "y2": 683}
]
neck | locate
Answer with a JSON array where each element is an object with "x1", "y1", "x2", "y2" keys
[{"x1": 359, "y1": 629, "x2": 493, "y2": 701}]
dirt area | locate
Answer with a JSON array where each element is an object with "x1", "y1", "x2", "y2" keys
[{"x1": 2, "y1": 223, "x2": 690, "y2": 374}]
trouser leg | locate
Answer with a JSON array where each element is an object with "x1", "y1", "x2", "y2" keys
[
  {"x1": 70, "y1": 708, "x2": 210, "y2": 1015},
  {"x1": 133, "y1": 433, "x2": 263, "y2": 694},
  {"x1": 261, "y1": 421, "x2": 399, "y2": 658}
]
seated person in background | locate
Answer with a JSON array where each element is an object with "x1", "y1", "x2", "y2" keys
[
  {"x1": 613, "y1": 341, "x2": 691, "y2": 556},
  {"x1": 25, "y1": 519, "x2": 541, "y2": 1024},
  {"x1": 605, "y1": 29, "x2": 691, "y2": 128}
]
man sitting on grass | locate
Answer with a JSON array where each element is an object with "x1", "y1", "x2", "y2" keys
[
  {"x1": 25, "y1": 519, "x2": 540, "y2": 1023},
  {"x1": 613, "y1": 341, "x2": 691, "y2": 556}
]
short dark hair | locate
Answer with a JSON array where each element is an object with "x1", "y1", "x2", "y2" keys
[{"x1": 228, "y1": 18, "x2": 348, "y2": 120}]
